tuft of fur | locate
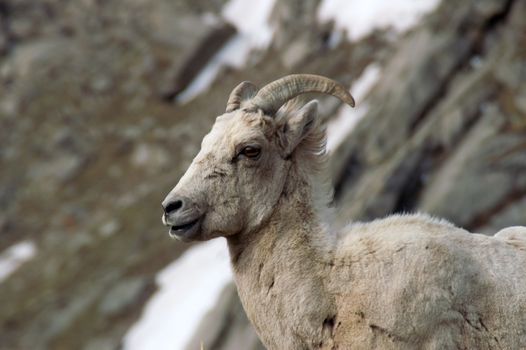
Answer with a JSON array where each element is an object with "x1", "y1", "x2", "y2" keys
[
  {"x1": 275, "y1": 99, "x2": 334, "y2": 213},
  {"x1": 276, "y1": 99, "x2": 328, "y2": 175}
]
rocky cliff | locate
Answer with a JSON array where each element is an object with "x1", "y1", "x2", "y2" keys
[{"x1": 0, "y1": 0, "x2": 524, "y2": 349}]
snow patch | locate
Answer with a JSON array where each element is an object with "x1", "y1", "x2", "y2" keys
[
  {"x1": 222, "y1": 0, "x2": 276, "y2": 48},
  {"x1": 318, "y1": 0, "x2": 442, "y2": 41},
  {"x1": 122, "y1": 239, "x2": 232, "y2": 350},
  {"x1": 176, "y1": 0, "x2": 277, "y2": 103},
  {"x1": 0, "y1": 240, "x2": 37, "y2": 283},
  {"x1": 326, "y1": 64, "x2": 381, "y2": 151}
]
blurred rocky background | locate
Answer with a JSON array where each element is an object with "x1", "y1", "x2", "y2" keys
[{"x1": 0, "y1": 0, "x2": 524, "y2": 349}]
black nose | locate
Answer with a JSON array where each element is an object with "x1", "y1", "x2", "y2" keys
[{"x1": 163, "y1": 198, "x2": 184, "y2": 215}]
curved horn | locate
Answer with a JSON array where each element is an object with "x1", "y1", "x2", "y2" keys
[
  {"x1": 249, "y1": 74, "x2": 355, "y2": 116},
  {"x1": 226, "y1": 81, "x2": 258, "y2": 112}
]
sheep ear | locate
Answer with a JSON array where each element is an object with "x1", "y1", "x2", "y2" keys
[{"x1": 281, "y1": 100, "x2": 318, "y2": 155}]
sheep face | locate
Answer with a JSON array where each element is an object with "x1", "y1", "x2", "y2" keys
[
  {"x1": 162, "y1": 100, "x2": 319, "y2": 241},
  {"x1": 161, "y1": 108, "x2": 295, "y2": 241}
]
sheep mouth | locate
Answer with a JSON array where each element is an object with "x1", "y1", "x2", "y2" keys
[
  {"x1": 171, "y1": 219, "x2": 198, "y2": 231},
  {"x1": 169, "y1": 217, "x2": 201, "y2": 241}
]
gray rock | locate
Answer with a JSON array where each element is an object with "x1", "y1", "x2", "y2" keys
[
  {"x1": 270, "y1": 0, "x2": 323, "y2": 68},
  {"x1": 99, "y1": 277, "x2": 150, "y2": 317},
  {"x1": 332, "y1": 0, "x2": 526, "y2": 233},
  {"x1": 480, "y1": 196, "x2": 526, "y2": 234},
  {"x1": 83, "y1": 337, "x2": 119, "y2": 350},
  {"x1": 419, "y1": 113, "x2": 513, "y2": 227},
  {"x1": 0, "y1": 0, "x2": 524, "y2": 349},
  {"x1": 158, "y1": 19, "x2": 236, "y2": 101}
]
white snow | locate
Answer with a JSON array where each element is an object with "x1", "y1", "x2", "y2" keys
[
  {"x1": 222, "y1": 0, "x2": 276, "y2": 48},
  {"x1": 122, "y1": 239, "x2": 233, "y2": 350},
  {"x1": 326, "y1": 64, "x2": 381, "y2": 151},
  {"x1": 176, "y1": 0, "x2": 277, "y2": 103},
  {"x1": 0, "y1": 240, "x2": 37, "y2": 283},
  {"x1": 318, "y1": 0, "x2": 442, "y2": 41}
]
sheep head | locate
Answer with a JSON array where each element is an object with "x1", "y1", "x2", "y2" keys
[{"x1": 162, "y1": 74, "x2": 355, "y2": 241}]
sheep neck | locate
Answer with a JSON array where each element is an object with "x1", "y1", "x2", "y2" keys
[
  {"x1": 227, "y1": 163, "x2": 323, "y2": 270},
  {"x1": 226, "y1": 165, "x2": 334, "y2": 348}
]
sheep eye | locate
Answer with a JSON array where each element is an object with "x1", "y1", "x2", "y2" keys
[{"x1": 240, "y1": 146, "x2": 261, "y2": 159}]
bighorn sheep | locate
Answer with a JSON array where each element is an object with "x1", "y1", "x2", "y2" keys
[{"x1": 162, "y1": 74, "x2": 526, "y2": 349}]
